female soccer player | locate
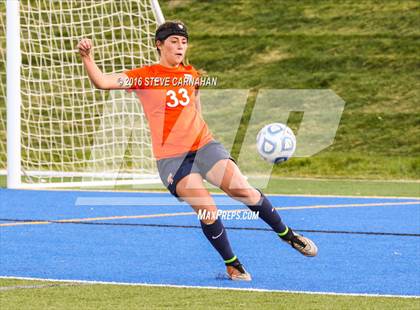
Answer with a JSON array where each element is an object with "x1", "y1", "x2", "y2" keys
[{"x1": 77, "y1": 20, "x2": 317, "y2": 281}]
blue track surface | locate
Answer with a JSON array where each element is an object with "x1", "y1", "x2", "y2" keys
[{"x1": 1, "y1": 189, "x2": 419, "y2": 296}]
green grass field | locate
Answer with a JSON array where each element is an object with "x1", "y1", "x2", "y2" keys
[
  {"x1": 1, "y1": 278, "x2": 419, "y2": 310},
  {"x1": 1, "y1": 0, "x2": 419, "y2": 179},
  {"x1": 1, "y1": 175, "x2": 418, "y2": 197},
  {"x1": 160, "y1": 0, "x2": 420, "y2": 180}
]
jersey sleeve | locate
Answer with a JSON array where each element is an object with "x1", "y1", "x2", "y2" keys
[{"x1": 124, "y1": 67, "x2": 148, "y2": 89}]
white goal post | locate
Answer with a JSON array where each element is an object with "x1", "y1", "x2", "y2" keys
[{"x1": 3, "y1": 0, "x2": 166, "y2": 189}]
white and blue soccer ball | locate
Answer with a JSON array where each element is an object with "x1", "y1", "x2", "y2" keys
[{"x1": 256, "y1": 123, "x2": 296, "y2": 164}]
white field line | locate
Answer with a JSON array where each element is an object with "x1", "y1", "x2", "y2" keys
[
  {"x1": 73, "y1": 197, "x2": 420, "y2": 207},
  {"x1": 1, "y1": 170, "x2": 417, "y2": 183},
  {"x1": 4, "y1": 186, "x2": 419, "y2": 199},
  {"x1": 0, "y1": 276, "x2": 418, "y2": 299},
  {"x1": 1, "y1": 201, "x2": 419, "y2": 227},
  {"x1": 251, "y1": 175, "x2": 420, "y2": 184},
  {"x1": 0, "y1": 282, "x2": 86, "y2": 291}
]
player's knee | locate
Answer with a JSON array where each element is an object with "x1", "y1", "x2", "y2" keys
[
  {"x1": 228, "y1": 187, "x2": 248, "y2": 199},
  {"x1": 228, "y1": 187, "x2": 260, "y2": 205},
  {"x1": 224, "y1": 178, "x2": 249, "y2": 197}
]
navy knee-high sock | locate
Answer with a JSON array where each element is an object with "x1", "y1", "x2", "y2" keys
[
  {"x1": 200, "y1": 218, "x2": 237, "y2": 265},
  {"x1": 247, "y1": 191, "x2": 293, "y2": 240}
]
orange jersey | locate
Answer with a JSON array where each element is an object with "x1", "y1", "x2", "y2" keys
[{"x1": 124, "y1": 64, "x2": 213, "y2": 159}]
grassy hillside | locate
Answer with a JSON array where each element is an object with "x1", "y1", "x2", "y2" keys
[
  {"x1": 160, "y1": 0, "x2": 420, "y2": 179},
  {"x1": 0, "y1": 0, "x2": 418, "y2": 180}
]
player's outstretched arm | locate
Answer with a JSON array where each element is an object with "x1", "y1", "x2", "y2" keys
[{"x1": 77, "y1": 38, "x2": 129, "y2": 90}]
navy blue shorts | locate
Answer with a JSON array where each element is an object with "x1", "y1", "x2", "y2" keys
[{"x1": 156, "y1": 140, "x2": 234, "y2": 200}]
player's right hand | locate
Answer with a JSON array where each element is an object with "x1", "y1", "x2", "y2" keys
[{"x1": 77, "y1": 38, "x2": 92, "y2": 57}]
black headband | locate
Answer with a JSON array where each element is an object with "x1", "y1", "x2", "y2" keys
[{"x1": 155, "y1": 23, "x2": 188, "y2": 41}]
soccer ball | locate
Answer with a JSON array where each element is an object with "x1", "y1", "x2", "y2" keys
[{"x1": 256, "y1": 123, "x2": 296, "y2": 163}]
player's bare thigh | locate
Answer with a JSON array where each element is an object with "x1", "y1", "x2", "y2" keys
[
  {"x1": 205, "y1": 159, "x2": 260, "y2": 205},
  {"x1": 176, "y1": 173, "x2": 218, "y2": 224}
]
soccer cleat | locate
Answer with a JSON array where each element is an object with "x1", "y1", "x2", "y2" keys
[
  {"x1": 226, "y1": 263, "x2": 252, "y2": 281},
  {"x1": 283, "y1": 232, "x2": 318, "y2": 257}
]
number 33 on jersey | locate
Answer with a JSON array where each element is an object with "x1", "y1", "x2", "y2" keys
[
  {"x1": 166, "y1": 88, "x2": 190, "y2": 108},
  {"x1": 123, "y1": 63, "x2": 213, "y2": 159}
]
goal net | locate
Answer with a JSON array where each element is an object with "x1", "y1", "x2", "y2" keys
[{"x1": 2, "y1": 0, "x2": 165, "y2": 188}]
